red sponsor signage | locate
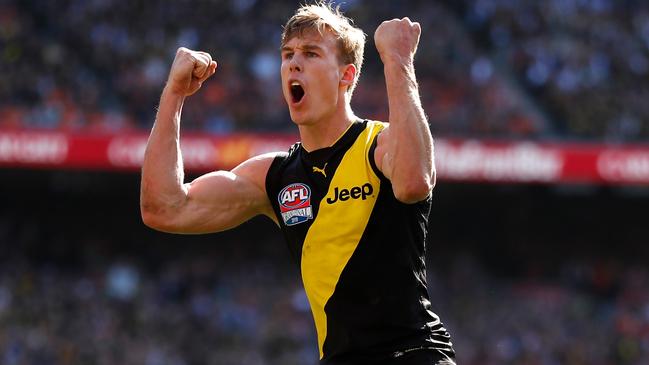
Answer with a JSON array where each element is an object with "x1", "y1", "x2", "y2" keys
[
  {"x1": 435, "y1": 140, "x2": 563, "y2": 183},
  {"x1": 435, "y1": 139, "x2": 649, "y2": 185},
  {"x1": 597, "y1": 150, "x2": 649, "y2": 183},
  {"x1": 0, "y1": 130, "x2": 297, "y2": 172},
  {"x1": 0, "y1": 129, "x2": 648, "y2": 185},
  {"x1": 0, "y1": 131, "x2": 68, "y2": 165}
]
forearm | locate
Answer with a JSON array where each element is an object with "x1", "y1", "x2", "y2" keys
[
  {"x1": 140, "y1": 87, "x2": 189, "y2": 218},
  {"x1": 383, "y1": 59, "x2": 434, "y2": 195}
]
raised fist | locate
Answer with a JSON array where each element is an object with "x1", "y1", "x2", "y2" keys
[
  {"x1": 374, "y1": 18, "x2": 421, "y2": 64},
  {"x1": 166, "y1": 47, "x2": 217, "y2": 97}
]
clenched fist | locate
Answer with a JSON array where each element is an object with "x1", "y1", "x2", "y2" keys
[
  {"x1": 166, "y1": 47, "x2": 217, "y2": 97},
  {"x1": 374, "y1": 18, "x2": 421, "y2": 65}
]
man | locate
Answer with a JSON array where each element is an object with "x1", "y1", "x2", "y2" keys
[{"x1": 141, "y1": 3, "x2": 455, "y2": 365}]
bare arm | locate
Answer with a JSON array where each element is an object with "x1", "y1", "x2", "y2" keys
[
  {"x1": 140, "y1": 47, "x2": 276, "y2": 234},
  {"x1": 373, "y1": 18, "x2": 435, "y2": 204}
]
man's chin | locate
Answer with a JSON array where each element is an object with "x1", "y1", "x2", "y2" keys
[{"x1": 289, "y1": 111, "x2": 311, "y2": 126}]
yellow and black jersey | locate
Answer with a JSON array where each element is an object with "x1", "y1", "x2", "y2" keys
[{"x1": 265, "y1": 120, "x2": 454, "y2": 364}]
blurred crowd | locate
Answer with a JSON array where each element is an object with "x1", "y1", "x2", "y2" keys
[
  {"x1": 437, "y1": 256, "x2": 649, "y2": 365},
  {"x1": 0, "y1": 194, "x2": 648, "y2": 365},
  {"x1": 3, "y1": 0, "x2": 649, "y2": 141},
  {"x1": 447, "y1": 0, "x2": 649, "y2": 141},
  {"x1": 0, "y1": 237, "x2": 648, "y2": 365},
  {"x1": 0, "y1": 248, "x2": 318, "y2": 365}
]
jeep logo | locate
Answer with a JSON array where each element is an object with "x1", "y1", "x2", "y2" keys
[{"x1": 326, "y1": 183, "x2": 373, "y2": 204}]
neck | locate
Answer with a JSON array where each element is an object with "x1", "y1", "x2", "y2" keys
[{"x1": 298, "y1": 103, "x2": 357, "y2": 152}]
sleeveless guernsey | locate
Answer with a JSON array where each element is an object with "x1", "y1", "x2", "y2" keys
[{"x1": 265, "y1": 120, "x2": 454, "y2": 364}]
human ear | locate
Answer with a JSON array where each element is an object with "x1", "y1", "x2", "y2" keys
[{"x1": 340, "y1": 64, "x2": 357, "y2": 88}]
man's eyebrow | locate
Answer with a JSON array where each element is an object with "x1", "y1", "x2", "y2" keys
[
  {"x1": 280, "y1": 44, "x2": 324, "y2": 53},
  {"x1": 300, "y1": 44, "x2": 324, "y2": 52}
]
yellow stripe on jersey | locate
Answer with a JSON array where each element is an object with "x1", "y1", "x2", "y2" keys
[{"x1": 301, "y1": 121, "x2": 385, "y2": 359}]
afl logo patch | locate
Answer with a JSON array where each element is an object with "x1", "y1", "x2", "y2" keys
[{"x1": 278, "y1": 183, "x2": 313, "y2": 226}]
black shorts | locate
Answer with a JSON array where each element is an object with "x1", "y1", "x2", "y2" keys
[
  {"x1": 324, "y1": 348, "x2": 456, "y2": 365},
  {"x1": 391, "y1": 348, "x2": 456, "y2": 365}
]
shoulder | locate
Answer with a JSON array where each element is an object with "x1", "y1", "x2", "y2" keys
[
  {"x1": 264, "y1": 142, "x2": 303, "y2": 175},
  {"x1": 362, "y1": 121, "x2": 389, "y2": 180},
  {"x1": 366, "y1": 118, "x2": 387, "y2": 135},
  {"x1": 241, "y1": 151, "x2": 285, "y2": 165},
  {"x1": 361, "y1": 119, "x2": 388, "y2": 137},
  {"x1": 232, "y1": 152, "x2": 286, "y2": 191},
  {"x1": 363, "y1": 120, "x2": 388, "y2": 152},
  {"x1": 366, "y1": 119, "x2": 388, "y2": 130},
  {"x1": 364, "y1": 120, "x2": 388, "y2": 146},
  {"x1": 369, "y1": 120, "x2": 391, "y2": 176}
]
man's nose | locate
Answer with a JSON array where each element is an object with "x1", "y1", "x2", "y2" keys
[{"x1": 289, "y1": 57, "x2": 302, "y2": 72}]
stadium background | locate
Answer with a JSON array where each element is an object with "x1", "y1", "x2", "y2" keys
[{"x1": 1, "y1": 0, "x2": 649, "y2": 364}]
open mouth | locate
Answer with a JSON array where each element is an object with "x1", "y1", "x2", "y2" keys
[{"x1": 290, "y1": 82, "x2": 305, "y2": 104}]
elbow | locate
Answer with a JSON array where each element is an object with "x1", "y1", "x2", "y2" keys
[
  {"x1": 141, "y1": 208, "x2": 159, "y2": 230},
  {"x1": 141, "y1": 207, "x2": 165, "y2": 231},
  {"x1": 140, "y1": 204, "x2": 178, "y2": 233},
  {"x1": 393, "y1": 175, "x2": 434, "y2": 204},
  {"x1": 140, "y1": 186, "x2": 189, "y2": 232}
]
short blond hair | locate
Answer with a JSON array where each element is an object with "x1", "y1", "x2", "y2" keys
[{"x1": 281, "y1": 2, "x2": 366, "y2": 96}]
